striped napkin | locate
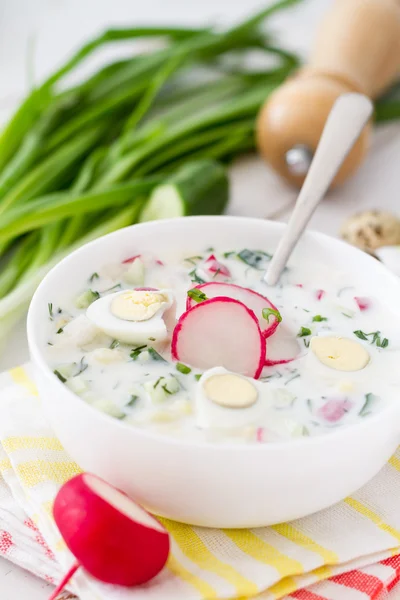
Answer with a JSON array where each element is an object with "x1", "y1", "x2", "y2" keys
[{"x1": 1, "y1": 364, "x2": 400, "y2": 600}]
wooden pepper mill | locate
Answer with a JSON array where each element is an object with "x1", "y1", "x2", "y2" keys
[{"x1": 257, "y1": 0, "x2": 400, "y2": 187}]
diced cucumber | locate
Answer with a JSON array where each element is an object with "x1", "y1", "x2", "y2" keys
[
  {"x1": 123, "y1": 258, "x2": 145, "y2": 285},
  {"x1": 66, "y1": 376, "x2": 88, "y2": 395},
  {"x1": 139, "y1": 160, "x2": 228, "y2": 222},
  {"x1": 90, "y1": 348, "x2": 124, "y2": 364},
  {"x1": 91, "y1": 398, "x2": 125, "y2": 419},
  {"x1": 144, "y1": 375, "x2": 180, "y2": 403},
  {"x1": 75, "y1": 289, "x2": 100, "y2": 309},
  {"x1": 56, "y1": 363, "x2": 76, "y2": 379}
]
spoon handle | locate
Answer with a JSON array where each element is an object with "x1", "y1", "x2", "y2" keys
[{"x1": 265, "y1": 93, "x2": 373, "y2": 286}]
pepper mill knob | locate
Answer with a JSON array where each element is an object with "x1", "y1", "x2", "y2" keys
[{"x1": 257, "y1": 0, "x2": 400, "y2": 188}]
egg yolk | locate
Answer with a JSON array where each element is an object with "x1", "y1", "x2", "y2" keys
[{"x1": 111, "y1": 291, "x2": 168, "y2": 322}]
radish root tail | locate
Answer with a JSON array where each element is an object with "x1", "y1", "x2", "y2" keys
[{"x1": 48, "y1": 562, "x2": 80, "y2": 600}]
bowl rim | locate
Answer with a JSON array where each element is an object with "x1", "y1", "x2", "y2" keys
[{"x1": 27, "y1": 215, "x2": 400, "y2": 451}]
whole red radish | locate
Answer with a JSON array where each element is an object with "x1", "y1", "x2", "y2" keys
[
  {"x1": 186, "y1": 282, "x2": 280, "y2": 338},
  {"x1": 52, "y1": 473, "x2": 169, "y2": 589},
  {"x1": 172, "y1": 297, "x2": 266, "y2": 378}
]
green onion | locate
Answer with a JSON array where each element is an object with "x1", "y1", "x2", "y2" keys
[
  {"x1": 262, "y1": 307, "x2": 282, "y2": 323},
  {"x1": 194, "y1": 374, "x2": 202, "y2": 381},
  {"x1": 176, "y1": 362, "x2": 192, "y2": 375},
  {"x1": 312, "y1": 315, "x2": 327, "y2": 322},
  {"x1": 297, "y1": 326, "x2": 311, "y2": 337},
  {"x1": 148, "y1": 347, "x2": 167, "y2": 362},
  {"x1": 187, "y1": 288, "x2": 208, "y2": 303},
  {"x1": 237, "y1": 249, "x2": 271, "y2": 270},
  {"x1": 54, "y1": 369, "x2": 67, "y2": 383},
  {"x1": 0, "y1": 2, "x2": 307, "y2": 346}
]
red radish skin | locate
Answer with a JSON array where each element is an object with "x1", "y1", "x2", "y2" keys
[
  {"x1": 186, "y1": 282, "x2": 280, "y2": 338},
  {"x1": 52, "y1": 473, "x2": 169, "y2": 588},
  {"x1": 122, "y1": 254, "x2": 141, "y2": 264},
  {"x1": 264, "y1": 325, "x2": 301, "y2": 366},
  {"x1": 204, "y1": 254, "x2": 231, "y2": 278},
  {"x1": 264, "y1": 357, "x2": 294, "y2": 367},
  {"x1": 172, "y1": 297, "x2": 266, "y2": 379},
  {"x1": 316, "y1": 289, "x2": 325, "y2": 301},
  {"x1": 354, "y1": 296, "x2": 370, "y2": 311}
]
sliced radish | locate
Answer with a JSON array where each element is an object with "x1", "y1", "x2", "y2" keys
[
  {"x1": 186, "y1": 282, "x2": 280, "y2": 338},
  {"x1": 204, "y1": 254, "x2": 231, "y2": 278},
  {"x1": 316, "y1": 289, "x2": 325, "y2": 301},
  {"x1": 122, "y1": 254, "x2": 141, "y2": 264},
  {"x1": 52, "y1": 473, "x2": 169, "y2": 591},
  {"x1": 354, "y1": 296, "x2": 370, "y2": 311},
  {"x1": 172, "y1": 297, "x2": 265, "y2": 379},
  {"x1": 264, "y1": 325, "x2": 301, "y2": 366}
]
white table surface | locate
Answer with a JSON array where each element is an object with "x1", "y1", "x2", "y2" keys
[{"x1": 2, "y1": 0, "x2": 400, "y2": 598}]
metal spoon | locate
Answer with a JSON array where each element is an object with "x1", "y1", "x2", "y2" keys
[{"x1": 264, "y1": 93, "x2": 373, "y2": 286}]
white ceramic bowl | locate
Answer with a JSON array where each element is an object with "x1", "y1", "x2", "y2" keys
[{"x1": 27, "y1": 216, "x2": 400, "y2": 528}]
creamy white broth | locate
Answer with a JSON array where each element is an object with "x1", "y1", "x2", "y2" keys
[{"x1": 45, "y1": 247, "x2": 400, "y2": 444}]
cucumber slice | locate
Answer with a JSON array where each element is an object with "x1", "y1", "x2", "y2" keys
[
  {"x1": 139, "y1": 159, "x2": 228, "y2": 222},
  {"x1": 144, "y1": 375, "x2": 180, "y2": 403}
]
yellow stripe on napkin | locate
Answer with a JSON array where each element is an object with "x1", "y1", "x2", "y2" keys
[
  {"x1": 9, "y1": 366, "x2": 38, "y2": 396},
  {"x1": 271, "y1": 523, "x2": 339, "y2": 564},
  {"x1": 161, "y1": 519, "x2": 259, "y2": 597},
  {"x1": 224, "y1": 529, "x2": 304, "y2": 578},
  {"x1": 16, "y1": 459, "x2": 81, "y2": 488},
  {"x1": 3, "y1": 436, "x2": 65, "y2": 453},
  {"x1": 389, "y1": 455, "x2": 400, "y2": 472},
  {"x1": 345, "y1": 497, "x2": 400, "y2": 543},
  {"x1": 168, "y1": 554, "x2": 218, "y2": 598}
]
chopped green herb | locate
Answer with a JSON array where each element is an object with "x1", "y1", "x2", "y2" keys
[
  {"x1": 237, "y1": 249, "x2": 271, "y2": 270},
  {"x1": 205, "y1": 247, "x2": 214, "y2": 252},
  {"x1": 154, "y1": 376, "x2": 163, "y2": 388},
  {"x1": 101, "y1": 283, "x2": 122, "y2": 293},
  {"x1": 176, "y1": 362, "x2": 191, "y2": 375},
  {"x1": 223, "y1": 251, "x2": 236, "y2": 259},
  {"x1": 306, "y1": 398, "x2": 313, "y2": 412},
  {"x1": 74, "y1": 357, "x2": 88, "y2": 376},
  {"x1": 303, "y1": 338, "x2": 310, "y2": 348},
  {"x1": 212, "y1": 268, "x2": 221, "y2": 279},
  {"x1": 194, "y1": 374, "x2": 202, "y2": 381},
  {"x1": 47, "y1": 342, "x2": 53, "y2": 346},
  {"x1": 262, "y1": 307, "x2": 282, "y2": 323},
  {"x1": 341, "y1": 312, "x2": 353, "y2": 318},
  {"x1": 89, "y1": 272, "x2": 99, "y2": 283},
  {"x1": 359, "y1": 392, "x2": 379, "y2": 416},
  {"x1": 297, "y1": 326, "x2": 311, "y2": 337},
  {"x1": 354, "y1": 329, "x2": 368, "y2": 341},
  {"x1": 110, "y1": 339, "x2": 120, "y2": 349},
  {"x1": 56, "y1": 327, "x2": 64, "y2": 334},
  {"x1": 285, "y1": 372, "x2": 300, "y2": 385},
  {"x1": 148, "y1": 337, "x2": 156, "y2": 341},
  {"x1": 148, "y1": 347, "x2": 167, "y2": 362},
  {"x1": 188, "y1": 269, "x2": 206, "y2": 284},
  {"x1": 184, "y1": 255, "x2": 203, "y2": 265},
  {"x1": 353, "y1": 330, "x2": 389, "y2": 347},
  {"x1": 54, "y1": 369, "x2": 66, "y2": 383},
  {"x1": 303, "y1": 308, "x2": 310, "y2": 313},
  {"x1": 312, "y1": 315, "x2": 327, "y2": 322},
  {"x1": 127, "y1": 395, "x2": 139, "y2": 407},
  {"x1": 162, "y1": 384, "x2": 172, "y2": 395},
  {"x1": 48, "y1": 303, "x2": 53, "y2": 320},
  {"x1": 130, "y1": 345, "x2": 147, "y2": 360},
  {"x1": 187, "y1": 288, "x2": 208, "y2": 303}
]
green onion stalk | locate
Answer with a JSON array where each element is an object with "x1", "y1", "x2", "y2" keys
[{"x1": 0, "y1": 0, "x2": 397, "y2": 345}]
